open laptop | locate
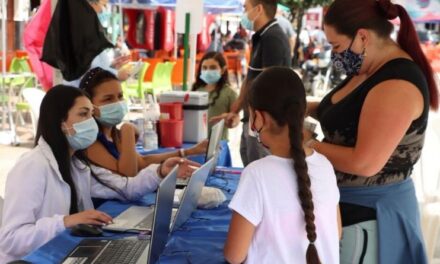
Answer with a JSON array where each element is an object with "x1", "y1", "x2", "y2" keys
[
  {"x1": 171, "y1": 157, "x2": 216, "y2": 232},
  {"x1": 176, "y1": 119, "x2": 224, "y2": 187},
  {"x1": 102, "y1": 166, "x2": 178, "y2": 233},
  {"x1": 62, "y1": 166, "x2": 178, "y2": 264}
]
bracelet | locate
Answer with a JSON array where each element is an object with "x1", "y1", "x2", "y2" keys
[
  {"x1": 179, "y1": 148, "x2": 186, "y2": 158},
  {"x1": 157, "y1": 161, "x2": 166, "y2": 179}
]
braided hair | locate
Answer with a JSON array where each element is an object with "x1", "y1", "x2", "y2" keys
[{"x1": 247, "y1": 67, "x2": 321, "y2": 264}]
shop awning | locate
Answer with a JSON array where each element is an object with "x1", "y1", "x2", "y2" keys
[{"x1": 109, "y1": 0, "x2": 243, "y2": 14}]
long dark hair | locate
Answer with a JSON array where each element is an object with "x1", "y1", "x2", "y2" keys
[
  {"x1": 192, "y1": 52, "x2": 230, "y2": 107},
  {"x1": 248, "y1": 67, "x2": 320, "y2": 264},
  {"x1": 324, "y1": 0, "x2": 438, "y2": 110},
  {"x1": 35, "y1": 85, "x2": 88, "y2": 214},
  {"x1": 79, "y1": 67, "x2": 129, "y2": 199},
  {"x1": 80, "y1": 67, "x2": 119, "y2": 97},
  {"x1": 80, "y1": 67, "x2": 120, "y2": 141}
]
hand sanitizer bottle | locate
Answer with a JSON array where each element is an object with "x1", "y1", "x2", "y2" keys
[{"x1": 143, "y1": 120, "x2": 158, "y2": 151}]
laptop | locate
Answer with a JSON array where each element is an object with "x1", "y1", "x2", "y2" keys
[
  {"x1": 102, "y1": 166, "x2": 178, "y2": 233},
  {"x1": 176, "y1": 119, "x2": 224, "y2": 187},
  {"x1": 170, "y1": 157, "x2": 216, "y2": 232},
  {"x1": 62, "y1": 165, "x2": 178, "y2": 264}
]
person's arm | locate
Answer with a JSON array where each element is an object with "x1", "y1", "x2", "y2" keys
[
  {"x1": 0, "y1": 157, "x2": 66, "y2": 258},
  {"x1": 309, "y1": 80, "x2": 424, "y2": 177},
  {"x1": 230, "y1": 77, "x2": 249, "y2": 114},
  {"x1": 90, "y1": 158, "x2": 201, "y2": 201},
  {"x1": 90, "y1": 163, "x2": 162, "y2": 201},
  {"x1": 337, "y1": 206, "x2": 342, "y2": 240},
  {"x1": 139, "y1": 140, "x2": 208, "y2": 169},
  {"x1": 290, "y1": 36, "x2": 296, "y2": 57},
  {"x1": 91, "y1": 49, "x2": 118, "y2": 76},
  {"x1": 224, "y1": 212, "x2": 255, "y2": 264},
  {"x1": 117, "y1": 123, "x2": 139, "y2": 176},
  {"x1": 228, "y1": 87, "x2": 239, "y2": 112},
  {"x1": 86, "y1": 123, "x2": 138, "y2": 177},
  {"x1": 210, "y1": 80, "x2": 248, "y2": 128},
  {"x1": 307, "y1": 100, "x2": 321, "y2": 119}
]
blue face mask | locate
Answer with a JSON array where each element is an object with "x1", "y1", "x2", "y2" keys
[
  {"x1": 97, "y1": 11, "x2": 109, "y2": 28},
  {"x1": 240, "y1": 7, "x2": 259, "y2": 31},
  {"x1": 200, "y1": 70, "x2": 222, "y2": 85},
  {"x1": 96, "y1": 101, "x2": 128, "y2": 126},
  {"x1": 331, "y1": 37, "x2": 365, "y2": 76},
  {"x1": 65, "y1": 118, "x2": 99, "y2": 151}
]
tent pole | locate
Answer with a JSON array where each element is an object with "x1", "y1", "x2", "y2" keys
[
  {"x1": 50, "y1": 0, "x2": 62, "y2": 86},
  {"x1": 119, "y1": 0, "x2": 124, "y2": 44},
  {"x1": 1, "y1": 0, "x2": 5, "y2": 75},
  {"x1": 1, "y1": 0, "x2": 7, "y2": 130},
  {"x1": 182, "y1": 12, "x2": 190, "y2": 91}
]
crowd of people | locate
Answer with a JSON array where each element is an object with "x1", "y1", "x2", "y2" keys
[{"x1": 0, "y1": 0, "x2": 439, "y2": 263}]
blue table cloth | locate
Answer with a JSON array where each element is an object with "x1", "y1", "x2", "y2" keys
[
  {"x1": 136, "y1": 140, "x2": 232, "y2": 168},
  {"x1": 24, "y1": 168, "x2": 242, "y2": 264}
]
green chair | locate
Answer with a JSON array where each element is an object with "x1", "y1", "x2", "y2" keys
[
  {"x1": 9, "y1": 57, "x2": 35, "y2": 88},
  {"x1": 145, "y1": 61, "x2": 176, "y2": 95},
  {"x1": 122, "y1": 62, "x2": 150, "y2": 110},
  {"x1": 7, "y1": 57, "x2": 38, "y2": 132}
]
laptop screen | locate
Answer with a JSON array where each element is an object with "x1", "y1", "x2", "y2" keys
[
  {"x1": 171, "y1": 158, "x2": 215, "y2": 232},
  {"x1": 205, "y1": 119, "x2": 225, "y2": 161},
  {"x1": 149, "y1": 165, "x2": 178, "y2": 263}
]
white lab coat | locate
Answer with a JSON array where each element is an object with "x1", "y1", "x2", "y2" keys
[{"x1": 0, "y1": 138, "x2": 161, "y2": 263}]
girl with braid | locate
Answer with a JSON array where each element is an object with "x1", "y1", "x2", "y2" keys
[{"x1": 224, "y1": 67, "x2": 340, "y2": 264}]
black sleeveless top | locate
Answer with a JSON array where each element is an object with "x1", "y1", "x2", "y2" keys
[{"x1": 317, "y1": 58, "x2": 430, "y2": 187}]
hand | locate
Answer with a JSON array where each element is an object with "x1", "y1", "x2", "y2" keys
[
  {"x1": 303, "y1": 128, "x2": 314, "y2": 143},
  {"x1": 186, "y1": 139, "x2": 208, "y2": 156},
  {"x1": 64, "y1": 209, "x2": 113, "y2": 228},
  {"x1": 161, "y1": 157, "x2": 201, "y2": 179},
  {"x1": 111, "y1": 55, "x2": 131, "y2": 69},
  {"x1": 117, "y1": 67, "x2": 132, "y2": 81},
  {"x1": 210, "y1": 112, "x2": 240, "y2": 128},
  {"x1": 302, "y1": 128, "x2": 317, "y2": 149}
]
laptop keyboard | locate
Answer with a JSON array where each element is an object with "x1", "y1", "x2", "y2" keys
[
  {"x1": 176, "y1": 178, "x2": 189, "y2": 186},
  {"x1": 94, "y1": 239, "x2": 149, "y2": 264},
  {"x1": 134, "y1": 212, "x2": 154, "y2": 230}
]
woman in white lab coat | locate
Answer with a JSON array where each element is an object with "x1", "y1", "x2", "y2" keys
[{"x1": 0, "y1": 85, "x2": 197, "y2": 262}]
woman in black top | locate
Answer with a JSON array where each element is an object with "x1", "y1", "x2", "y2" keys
[{"x1": 306, "y1": 0, "x2": 438, "y2": 263}]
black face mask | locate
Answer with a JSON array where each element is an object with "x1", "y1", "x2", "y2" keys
[
  {"x1": 250, "y1": 111, "x2": 270, "y2": 149},
  {"x1": 331, "y1": 36, "x2": 365, "y2": 76}
]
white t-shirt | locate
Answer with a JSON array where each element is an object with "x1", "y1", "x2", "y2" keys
[{"x1": 229, "y1": 152, "x2": 340, "y2": 264}]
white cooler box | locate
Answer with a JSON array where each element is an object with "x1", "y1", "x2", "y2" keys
[{"x1": 159, "y1": 91, "x2": 209, "y2": 143}]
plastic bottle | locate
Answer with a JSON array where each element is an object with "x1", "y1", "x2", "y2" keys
[
  {"x1": 132, "y1": 118, "x2": 145, "y2": 147},
  {"x1": 143, "y1": 120, "x2": 158, "y2": 151}
]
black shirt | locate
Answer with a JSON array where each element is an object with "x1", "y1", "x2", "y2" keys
[
  {"x1": 243, "y1": 19, "x2": 291, "y2": 121},
  {"x1": 317, "y1": 58, "x2": 429, "y2": 225},
  {"x1": 317, "y1": 58, "x2": 429, "y2": 187}
]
